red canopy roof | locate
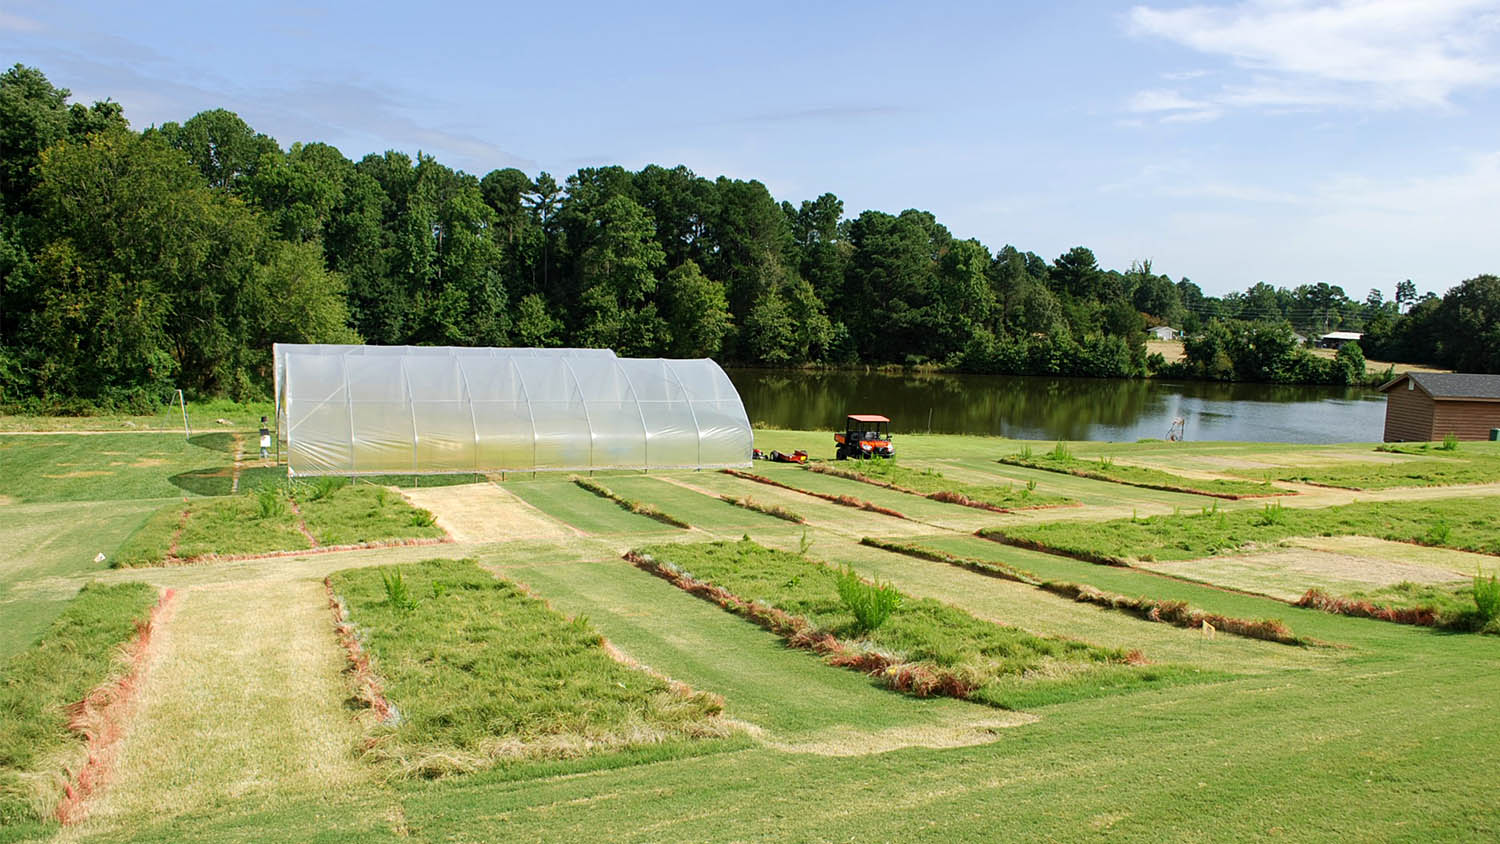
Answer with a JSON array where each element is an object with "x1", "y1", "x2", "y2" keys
[{"x1": 847, "y1": 414, "x2": 890, "y2": 423}]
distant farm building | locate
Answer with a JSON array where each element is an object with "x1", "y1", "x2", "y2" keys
[
  {"x1": 1290, "y1": 332, "x2": 1309, "y2": 346},
  {"x1": 1379, "y1": 373, "x2": 1500, "y2": 442},
  {"x1": 1318, "y1": 331, "x2": 1363, "y2": 349},
  {"x1": 1148, "y1": 326, "x2": 1182, "y2": 341}
]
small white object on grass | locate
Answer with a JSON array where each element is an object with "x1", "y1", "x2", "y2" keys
[{"x1": 94, "y1": 552, "x2": 107, "y2": 563}]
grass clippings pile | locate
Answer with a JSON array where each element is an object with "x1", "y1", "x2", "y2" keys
[
  {"x1": 572, "y1": 476, "x2": 690, "y2": 529},
  {"x1": 326, "y1": 559, "x2": 732, "y2": 778},
  {"x1": 860, "y1": 538, "x2": 1305, "y2": 646},
  {"x1": 1294, "y1": 575, "x2": 1500, "y2": 633},
  {"x1": 630, "y1": 539, "x2": 1209, "y2": 709},
  {"x1": 0, "y1": 582, "x2": 160, "y2": 828},
  {"x1": 807, "y1": 460, "x2": 1072, "y2": 512},
  {"x1": 1000, "y1": 448, "x2": 1294, "y2": 499},
  {"x1": 984, "y1": 496, "x2": 1500, "y2": 566},
  {"x1": 109, "y1": 480, "x2": 445, "y2": 566},
  {"x1": 720, "y1": 469, "x2": 910, "y2": 519}
]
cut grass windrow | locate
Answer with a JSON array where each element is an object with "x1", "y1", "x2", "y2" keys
[
  {"x1": 572, "y1": 476, "x2": 691, "y2": 529},
  {"x1": 1293, "y1": 588, "x2": 1440, "y2": 628},
  {"x1": 325, "y1": 580, "x2": 396, "y2": 725},
  {"x1": 0, "y1": 582, "x2": 163, "y2": 827},
  {"x1": 860, "y1": 538, "x2": 1306, "y2": 646},
  {"x1": 718, "y1": 494, "x2": 804, "y2": 523},
  {"x1": 720, "y1": 469, "x2": 911, "y2": 519},
  {"x1": 326, "y1": 559, "x2": 730, "y2": 778},
  {"x1": 629, "y1": 539, "x2": 1211, "y2": 710},
  {"x1": 805, "y1": 461, "x2": 1073, "y2": 512},
  {"x1": 999, "y1": 453, "x2": 1296, "y2": 499}
]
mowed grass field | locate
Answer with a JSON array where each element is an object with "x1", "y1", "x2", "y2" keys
[{"x1": 1, "y1": 424, "x2": 1499, "y2": 841}]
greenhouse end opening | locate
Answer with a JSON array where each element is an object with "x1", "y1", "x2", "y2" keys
[{"x1": 274, "y1": 344, "x2": 753, "y2": 476}]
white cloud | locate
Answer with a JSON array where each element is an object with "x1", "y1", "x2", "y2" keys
[{"x1": 1125, "y1": 0, "x2": 1500, "y2": 119}]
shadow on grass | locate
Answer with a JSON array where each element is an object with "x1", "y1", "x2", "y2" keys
[
  {"x1": 188, "y1": 432, "x2": 235, "y2": 455},
  {"x1": 169, "y1": 467, "x2": 234, "y2": 497}
]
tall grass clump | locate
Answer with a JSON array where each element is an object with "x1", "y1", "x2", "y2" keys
[
  {"x1": 381, "y1": 568, "x2": 418, "y2": 612},
  {"x1": 1440, "y1": 433, "x2": 1460, "y2": 451},
  {"x1": 1049, "y1": 441, "x2": 1072, "y2": 460},
  {"x1": 327, "y1": 559, "x2": 733, "y2": 777},
  {"x1": 256, "y1": 486, "x2": 287, "y2": 518},
  {"x1": 1474, "y1": 569, "x2": 1500, "y2": 625},
  {"x1": 835, "y1": 566, "x2": 901, "y2": 633}
]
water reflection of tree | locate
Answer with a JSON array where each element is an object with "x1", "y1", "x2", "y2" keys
[{"x1": 729, "y1": 369, "x2": 1377, "y2": 442}]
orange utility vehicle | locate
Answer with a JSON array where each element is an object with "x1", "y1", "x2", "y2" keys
[{"x1": 834, "y1": 414, "x2": 893, "y2": 460}]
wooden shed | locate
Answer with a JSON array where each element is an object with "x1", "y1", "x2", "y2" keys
[{"x1": 1378, "y1": 373, "x2": 1500, "y2": 442}]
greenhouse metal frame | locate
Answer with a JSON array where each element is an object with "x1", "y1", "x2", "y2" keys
[{"x1": 274, "y1": 344, "x2": 752, "y2": 477}]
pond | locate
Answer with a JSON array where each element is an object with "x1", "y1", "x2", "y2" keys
[{"x1": 726, "y1": 369, "x2": 1388, "y2": 444}]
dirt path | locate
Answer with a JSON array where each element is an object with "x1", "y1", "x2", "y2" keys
[
  {"x1": 402, "y1": 482, "x2": 583, "y2": 542},
  {"x1": 67, "y1": 578, "x2": 373, "y2": 833}
]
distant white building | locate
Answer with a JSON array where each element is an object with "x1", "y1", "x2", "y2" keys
[
  {"x1": 1148, "y1": 326, "x2": 1182, "y2": 341},
  {"x1": 1318, "y1": 331, "x2": 1364, "y2": 349}
]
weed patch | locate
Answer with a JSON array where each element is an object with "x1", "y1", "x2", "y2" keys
[
  {"x1": 0, "y1": 582, "x2": 159, "y2": 826},
  {"x1": 326, "y1": 559, "x2": 731, "y2": 778},
  {"x1": 572, "y1": 477, "x2": 690, "y2": 529}
]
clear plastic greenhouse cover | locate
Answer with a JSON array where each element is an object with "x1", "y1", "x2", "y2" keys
[{"x1": 274, "y1": 344, "x2": 753, "y2": 476}]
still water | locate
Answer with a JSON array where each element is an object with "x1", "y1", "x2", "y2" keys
[{"x1": 726, "y1": 369, "x2": 1388, "y2": 444}]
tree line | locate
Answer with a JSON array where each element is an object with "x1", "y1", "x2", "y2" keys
[{"x1": 1, "y1": 65, "x2": 1495, "y2": 411}]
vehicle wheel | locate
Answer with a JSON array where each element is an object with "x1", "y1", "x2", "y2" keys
[{"x1": 836, "y1": 447, "x2": 847, "y2": 460}]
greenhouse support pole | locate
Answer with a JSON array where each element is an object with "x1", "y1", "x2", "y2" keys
[
  {"x1": 616, "y1": 360, "x2": 651, "y2": 471},
  {"x1": 661, "y1": 361, "x2": 702, "y2": 469},
  {"x1": 510, "y1": 357, "x2": 539, "y2": 472},
  {"x1": 178, "y1": 390, "x2": 189, "y2": 441},
  {"x1": 399, "y1": 357, "x2": 419, "y2": 475},
  {"x1": 561, "y1": 358, "x2": 595, "y2": 471},
  {"x1": 456, "y1": 355, "x2": 481, "y2": 476}
]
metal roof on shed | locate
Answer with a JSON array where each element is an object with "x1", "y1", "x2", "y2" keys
[
  {"x1": 847, "y1": 414, "x2": 891, "y2": 422},
  {"x1": 1378, "y1": 372, "x2": 1500, "y2": 401}
]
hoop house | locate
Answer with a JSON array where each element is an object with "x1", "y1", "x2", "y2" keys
[{"x1": 274, "y1": 344, "x2": 752, "y2": 476}]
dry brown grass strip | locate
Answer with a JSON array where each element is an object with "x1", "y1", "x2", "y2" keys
[
  {"x1": 1293, "y1": 588, "x2": 1440, "y2": 627},
  {"x1": 54, "y1": 588, "x2": 179, "y2": 825}
]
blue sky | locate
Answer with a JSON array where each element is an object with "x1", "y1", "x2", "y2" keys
[{"x1": 4, "y1": 0, "x2": 1499, "y2": 297}]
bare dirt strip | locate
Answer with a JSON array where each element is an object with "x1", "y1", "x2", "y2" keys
[
  {"x1": 401, "y1": 482, "x2": 584, "y2": 542},
  {"x1": 69, "y1": 579, "x2": 373, "y2": 831},
  {"x1": 1136, "y1": 544, "x2": 1470, "y2": 602}
]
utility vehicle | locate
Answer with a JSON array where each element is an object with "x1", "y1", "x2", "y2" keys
[{"x1": 835, "y1": 414, "x2": 893, "y2": 460}]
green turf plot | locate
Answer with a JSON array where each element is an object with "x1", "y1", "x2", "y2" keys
[
  {"x1": 327, "y1": 559, "x2": 736, "y2": 777},
  {"x1": 601, "y1": 475, "x2": 796, "y2": 531},
  {"x1": 987, "y1": 496, "x2": 1500, "y2": 565},
  {"x1": 1001, "y1": 447, "x2": 1294, "y2": 498},
  {"x1": 0, "y1": 500, "x2": 160, "y2": 660},
  {"x1": 635, "y1": 539, "x2": 1215, "y2": 709},
  {"x1": 0, "y1": 582, "x2": 158, "y2": 827},
  {"x1": 939, "y1": 459, "x2": 1225, "y2": 510},
  {"x1": 0, "y1": 433, "x2": 234, "y2": 503},
  {"x1": 751, "y1": 463, "x2": 969, "y2": 521},
  {"x1": 504, "y1": 479, "x2": 686, "y2": 535},
  {"x1": 1233, "y1": 445, "x2": 1500, "y2": 490},
  {"x1": 298, "y1": 484, "x2": 445, "y2": 546},
  {"x1": 811, "y1": 459, "x2": 1074, "y2": 510}
]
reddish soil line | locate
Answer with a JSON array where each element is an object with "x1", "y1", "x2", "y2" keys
[
  {"x1": 164, "y1": 501, "x2": 191, "y2": 560},
  {"x1": 803, "y1": 464, "x2": 1075, "y2": 514},
  {"x1": 229, "y1": 432, "x2": 245, "y2": 494},
  {"x1": 287, "y1": 497, "x2": 321, "y2": 549},
  {"x1": 995, "y1": 458, "x2": 1297, "y2": 500},
  {"x1": 623, "y1": 550, "x2": 975, "y2": 699},
  {"x1": 160, "y1": 535, "x2": 454, "y2": 567},
  {"x1": 720, "y1": 469, "x2": 911, "y2": 520},
  {"x1": 324, "y1": 578, "x2": 397, "y2": 725},
  {"x1": 55, "y1": 588, "x2": 180, "y2": 825}
]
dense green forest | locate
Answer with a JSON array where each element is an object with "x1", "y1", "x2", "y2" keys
[{"x1": 1, "y1": 65, "x2": 1496, "y2": 410}]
